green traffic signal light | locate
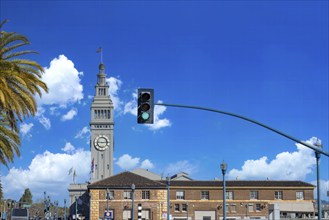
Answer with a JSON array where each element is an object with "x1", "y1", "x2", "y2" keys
[{"x1": 137, "y1": 88, "x2": 154, "y2": 124}]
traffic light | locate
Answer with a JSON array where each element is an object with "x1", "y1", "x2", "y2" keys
[{"x1": 137, "y1": 88, "x2": 154, "y2": 124}]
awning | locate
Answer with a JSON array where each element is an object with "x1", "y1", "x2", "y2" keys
[{"x1": 275, "y1": 202, "x2": 314, "y2": 212}]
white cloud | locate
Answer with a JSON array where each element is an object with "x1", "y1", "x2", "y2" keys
[
  {"x1": 3, "y1": 146, "x2": 90, "y2": 202},
  {"x1": 141, "y1": 159, "x2": 154, "y2": 170},
  {"x1": 37, "y1": 55, "x2": 84, "y2": 107},
  {"x1": 164, "y1": 160, "x2": 198, "y2": 176},
  {"x1": 37, "y1": 115, "x2": 51, "y2": 130},
  {"x1": 61, "y1": 109, "x2": 78, "y2": 121},
  {"x1": 20, "y1": 123, "x2": 34, "y2": 137},
  {"x1": 115, "y1": 154, "x2": 155, "y2": 171},
  {"x1": 124, "y1": 92, "x2": 137, "y2": 115},
  {"x1": 227, "y1": 137, "x2": 318, "y2": 181},
  {"x1": 311, "y1": 179, "x2": 329, "y2": 200},
  {"x1": 106, "y1": 77, "x2": 123, "y2": 111},
  {"x1": 61, "y1": 142, "x2": 75, "y2": 153},
  {"x1": 35, "y1": 107, "x2": 51, "y2": 129},
  {"x1": 145, "y1": 101, "x2": 172, "y2": 131},
  {"x1": 116, "y1": 154, "x2": 140, "y2": 170},
  {"x1": 124, "y1": 94, "x2": 171, "y2": 131},
  {"x1": 75, "y1": 126, "x2": 90, "y2": 139}
]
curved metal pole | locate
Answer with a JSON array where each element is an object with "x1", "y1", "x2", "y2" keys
[
  {"x1": 155, "y1": 103, "x2": 329, "y2": 157},
  {"x1": 156, "y1": 102, "x2": 326, "y2": 220}
]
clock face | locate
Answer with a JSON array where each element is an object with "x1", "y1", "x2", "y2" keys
[{"x1": 94, "y1": 135, "x2": 110, "y2": 151}]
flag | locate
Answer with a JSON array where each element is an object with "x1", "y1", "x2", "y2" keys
[
  {"x1": 91, "y1": 158, "x2": 94, "y2": 173},
  {"x1": 68, "y1": 167, "x2": 73, "y2": 175},
  {"x1": 96, "y1": 47, "x2": 102, "y2": 53},
  {"x1": 73, "y1": 169, "x2": 77, "y2": 183}
]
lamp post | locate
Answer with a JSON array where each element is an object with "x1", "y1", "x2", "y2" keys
[
  {"x1": 64, "y1": 199, "x2": 67, "y2": 220},
  {"x1": 75, "y1": 196, "x2": 78, "y2": 220},
  {"x1": 166, "y1": 177, "x2": 171, "y2": 220},
  {"x1": 131, "y1": 184, "x2": 135, "y2": 220},
  {"x1": 220, "y1": 162, "x2": 227, "y2": 220},
  {"x1": 54, "y1": 201, "x2": 58, "y2": 220},
  {"x1": 313, "y1": 138, "x2": 322, "y2": 220},
  {"x1": 106, "y1": 189, "x2": 110, "y2": 212}
]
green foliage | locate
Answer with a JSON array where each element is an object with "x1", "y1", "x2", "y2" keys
[
  {"x1": 0, "y1": 19, "x2": 48, "y2": 167},
  {"x1": 19, "y1": 188, "x2": 33, "y2": 205}
]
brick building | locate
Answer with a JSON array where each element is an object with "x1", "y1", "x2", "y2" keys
[{"x1": 87, "y1": 171, "x2": 315, "y2": 220}]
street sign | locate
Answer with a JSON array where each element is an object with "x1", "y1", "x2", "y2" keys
[{"x1": 104, "y1": 210, "x2": 113, "y2": 219}]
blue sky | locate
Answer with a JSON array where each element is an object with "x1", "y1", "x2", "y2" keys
[{"x1": 1, "y1": 1, "x2": 328, "y2": 205}]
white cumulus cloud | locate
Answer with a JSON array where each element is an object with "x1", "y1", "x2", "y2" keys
[
  {"x1": 227, "y1": 137, "x2": 318, "y2": 181},
  {"x1": 37, "y1": 55, "x2": 84, "y2": 107},
  {"x1": 116, "y1": 154, "x2": 140, "y2": 170},
  {"x1": 141, "y1": 159, "x2": 154, "y2": 170},
  {"x1": 61, "y1": 109, "x2": 78, "y2": 121},
  {"x1": 61, "y1": 142, "x2": 75, "y2": 153},
  {"x1": 106, "y1": 77, "x2": 123, "y2": 111},
  {"x1": 115, "y1": 154, "x2": 155, "y2": 171},
  {"x1": 3, "y1": 145, "x2": 90, "y2": 202}
]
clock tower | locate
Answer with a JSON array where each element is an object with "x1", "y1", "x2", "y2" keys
[{"x1": 90, "y1": 63, "x2": 114, "y2": 183}]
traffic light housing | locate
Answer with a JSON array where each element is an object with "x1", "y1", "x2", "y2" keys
[{"x1": 137, "y1": 88, "x2": 154, "y2": 124}]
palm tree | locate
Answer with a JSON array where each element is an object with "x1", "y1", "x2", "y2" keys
[{"x1": 0, "y1": 19, "x2": 48, "y2": 167}]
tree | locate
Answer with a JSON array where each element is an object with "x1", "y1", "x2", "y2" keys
[
  {"x1": 0, "y1": 19, "x2": 48, "y2": 166},
  {"x1": 19, "y1": 188, "x2": 33, "y2": 205}
]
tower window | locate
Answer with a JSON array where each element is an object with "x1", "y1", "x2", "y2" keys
[
  {"x1": 101, "y1": 154, "x2": 103, "y2": 159},
  {"x1": 107, "y1": 164, "x2": 109, "y2": 169}
]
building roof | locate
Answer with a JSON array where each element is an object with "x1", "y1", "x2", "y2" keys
[
  {"x1": 88, "y1": 171, "x2": 166, "y2": 189},
  {"x1": 131, "y1": 168, "x2": 162, "y2": 180},
  {"x1": 88, "y1": 171, "x2": 315, "y2": 189},
  {"x1": 160, "y1": 180, "x2": 315, "y2": 188}
]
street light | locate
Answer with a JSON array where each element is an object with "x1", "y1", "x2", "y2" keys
[
  {"x1": 106, "y1": 189, "x2": 110, "y2": 212},
  {"x1": 167, "y1": 176, "x2": 171, "y2": 220},
  {"x1": 313, "y1": 138, "x2": 323, "y2": 220},
  {"x1": 220, "y1": 162, "x2": 227, "y2": 220},
  {"x1": 64, "y1": 199, "x2": 67, "y2": 220},
  {"x1": 131, "y1": 184, "x2": 135, "y2": 220}
]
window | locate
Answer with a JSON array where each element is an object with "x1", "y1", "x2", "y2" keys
[
  {"x1": 201, "y1": 191, "x2": 209, "y2": 200},
  {"x1": 250, "y1": 191, "x2": 258, "y2": 200},
  {"x1": 248, "y1": 204, "x2": 254, "y2": 212},
  {"x1": 275, "y1": 191, "x2": 283, "y2": 200},
  {"x1": 142, "y1": 190, "x2": 150, "y2": 200},
  {"x1": 124, "y1": 191, "x2": 131, "y2": 199},
  {"x1": 176, "y1": 191, "x2": 185, "y2": 200},
  {"x1": 256, "y1": 204, "x2": 261, "y2": 212},
  {"x1": 182, "y1": 204, "x2": 188, "y2": 212},
  {"x1": 107, "y1": 164, "x2": 110, "y2": 170},
  {"x1": 296, "y1": 191, "x2": 304, "y2": 200},
  {"x1": 226, "y1": 191, "x2": 234, "y2": 200},
  {"x1": 174, "y1": 204, "x2": 180, "y2": 212},
  {"x1": 123, "y1": 210, "x2": 131, "y2": 220},
  {"x1": 230, "y1": 204, "x2": 236, "y2": 212}
]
